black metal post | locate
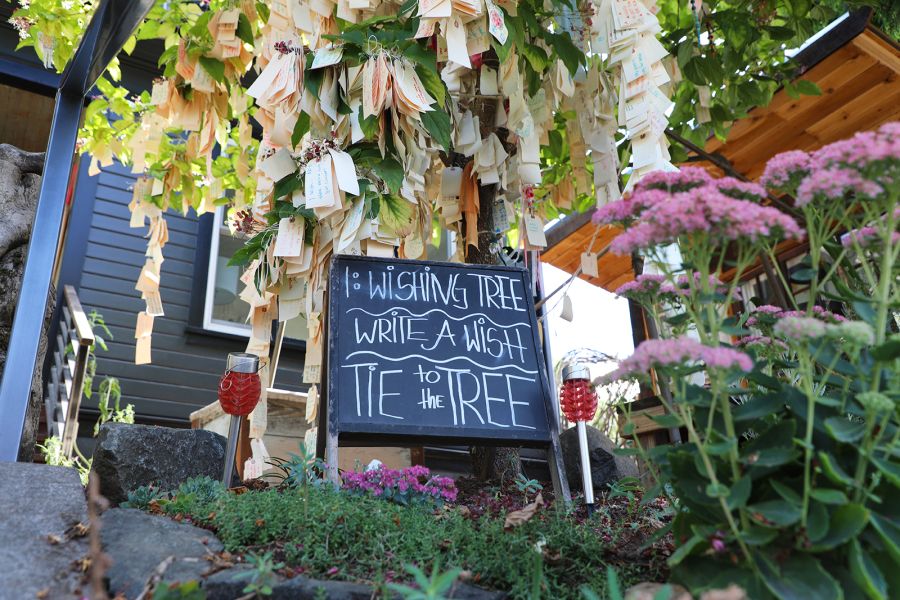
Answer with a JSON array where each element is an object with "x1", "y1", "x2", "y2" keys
[{"x1": 0, "y1": 0, "x2": 156, "y2": 460}]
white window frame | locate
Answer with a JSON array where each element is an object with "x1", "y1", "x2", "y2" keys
[{"x1": 203, "y1": 206, "x2": 252, "y2": 337}]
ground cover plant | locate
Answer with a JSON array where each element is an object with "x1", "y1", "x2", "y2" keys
[
  {"x1": 131, "y1": 469, "x2": 671, "y2": 599},
  {"x1": 603, "y1": 123, "x2": 900, "y2": 599}
]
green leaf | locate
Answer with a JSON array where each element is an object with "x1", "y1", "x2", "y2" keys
[
  {"x1": 853, "y1": 300, "x2": 877, "y2": 325},
  {"x1": 871, "y1": 339, "x2": 900, "y2": 361},
  {"x1": 734, "y1": 393, "x2": 784, "y2": 421},
  {"x1": 744, "y1": 446, "x2": 799, "y2": 468},
  {"x1": 748, "y1": 500, "x2": 802, "y2": 527},
  {"x1": 372, "y1": 158, "x2": 405, "y2": 194},
  {"x1": 667, "y1": 534, "x2": 704, "y2": 567},
  {"x1": 871, "y1": 458, "x2": 900, "y2": 487},
  {"x1": 850, "y1": 538, "x2": 888, "y2": 600},
  {"x1": 198, "y1": 57, "x2": 225, "y2": 84},
  {"x1": 237, "y1": 13, "x2": 254, "y2": 45},
  {"x1": 810, "y1": 489, "x2": 849, "y2": 505},
  {"x1": 421, "y1": 106, "x2": 452, "y2": 152},
  {"x1": 825, "y1": 416, "x2": 866, "y2": 443},
  {"x1": 273, "y1": 172, "x2": 301, "y2": 200},
  {"x1": 810, "y1": 504, "x2": 869, "y2": 551},
  {"x1": 520, "y1": 44, "x2": 550, "y2": 72},
  {"x1": 549, "y1": 32, "x2": 583, "y2": 75},
  {"x1": 415, "y1": 64, "x2": 446, "y2": 108},
  {"x1": 291, "y1": 112, "x2": 310, "y2": 149},
  {"x1": 819, "y1": 452, "x2": 855, "y2": 487},
  {"x1": 795, "y1": 80, "x2": 821, "y2": 96},
  {"x1": 770, "y1": 480, "x2": 802, "y2": 505},
  {"x1": 405, "y1": 43, "x2": 437, "y2": 71},
  {"x1": 807, "y1": 501, "x2": 829, "y2": 543},
  {"x1": 650, "y1": 413, "x2": 683, "y2": 428},
  {"x1": 727, "y1": 476, "x2": 751, "y2": 510},
  {"x1": 758, "y1": 553, "x2": 842, "y2": 600},
  {"x1": 870, "y1": 514, "x2": 900, "y2": 564},
  {"x1": 741, "y1": 526, "x2": 778, "y2": 546}
]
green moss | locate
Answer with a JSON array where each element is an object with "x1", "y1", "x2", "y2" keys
[{"x1": 171, "y1": 488, "x2": 661, "y2": 599}]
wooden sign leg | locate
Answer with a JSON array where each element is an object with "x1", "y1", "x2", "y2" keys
[
  {"x1": 547, "y1": 434, "x2": 572, "y2": 504},
  {"x1": 325, "y1": 428, "x2": 340, "y2": 485}
]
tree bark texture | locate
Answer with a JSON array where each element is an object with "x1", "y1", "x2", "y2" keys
[
  {"x1": 0, "y1": 144, "x2": 55, "y2": 460},
  {"x1": 467, "y1": 181, "x2": 522, "y2": 483}
]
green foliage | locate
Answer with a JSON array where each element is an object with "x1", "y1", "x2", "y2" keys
[
  {"x1": 266, "y1": 444, "x2": 327, "y2": 489},
  {"x1": 138, "y1": 486, "x2": 657, "y2": 599},
  {"x1": 152, "y1": 580, "x2": 206, "y2": 600},
  {"x1": 233, "y1": 551, "x2": 284, "y2": 597},
  {"x1": 121, "y1": 484, "x2": 166, "y2": 510},
  {"x1": 162, "y1": 476, "x2": 228, "y2": 518},
  {"x1": 513, "y1": 474, "x2": 543, "y2": 500},
  {"x1": 388, "y1": 563, "x2": 463, "y2": 600}
]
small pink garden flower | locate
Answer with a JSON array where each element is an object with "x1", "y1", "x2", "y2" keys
[
  {"x1": 773, "y1": 316, "x2": 828, "y2": 341},
  {"x1": 600, "y1": 337, "x2": 753, "y2": 383}
]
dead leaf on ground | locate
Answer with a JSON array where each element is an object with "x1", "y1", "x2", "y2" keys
[
  {"x1": 35, "y1": 588, "x2": 49, "y2": 599},
  {"x1": 625, "y1": 582, "x2": 691, "y2": 600},
  {"x1": 504, "y1": 492, "x2": 544, "y2": 529},
  {"x1": 46, "y1": 534, "x2": 62, "y2": 545}
]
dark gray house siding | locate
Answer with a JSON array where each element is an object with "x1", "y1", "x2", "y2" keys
[{"x1": 67, "y1": 161, "x2": 306, "y2": 428}]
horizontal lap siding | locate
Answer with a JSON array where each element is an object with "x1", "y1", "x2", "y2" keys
[{"x1": 76, "y1": 162, "x2": 305, "y2": 424}]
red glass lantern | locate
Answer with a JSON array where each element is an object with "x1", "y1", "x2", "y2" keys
[
  {"x1": 560, "y1": 363, "x2": 598, "y2": 513},
  {"x1": 560, "y1": 364, "x2": 598, "y2": 423},
  {"x1": 218, "y1": 353, "x2": 262, "y2": 416},
  {"x1": 219, "y1": 353, "x2": 261, "y2": 485}
]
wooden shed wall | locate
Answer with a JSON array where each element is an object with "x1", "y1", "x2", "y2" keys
[{"x1": 71, "y1": 162, "x2": 306, "y2": 426}]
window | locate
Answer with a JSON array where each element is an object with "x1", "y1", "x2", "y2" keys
[{"x1": 203, "y1": 207, "x2": 307, "y2": 341}]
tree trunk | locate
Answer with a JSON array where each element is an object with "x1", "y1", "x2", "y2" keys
[{"x1": 467, "y1": 181, "x2": 522, "y2": 483}]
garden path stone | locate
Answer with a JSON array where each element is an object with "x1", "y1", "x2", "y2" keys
[
  {"x1": 91, "y1": 423, "x2": 228, "y2": 503},
  {"x1": 101, "y1": 508, "x2": 223, "y2": 599},
  {"x1": 0, "y1": 463, "x2": 88, "y2": 599},
  {"x1": 560, "y1": 425, "x2": 639, "y2": 493}
]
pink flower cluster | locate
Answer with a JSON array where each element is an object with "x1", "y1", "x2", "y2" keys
[
  {"x1": 609, "y1": 187, "x2": 802, "y2": 254},
  {"x1": 761, "y1": 122, "x2": 899, "y2": 203},
  {"x1": 600, "y1": 337, "x2": 753, "y2": 383},
  {"x1": 841, "y1": 226, "x2": 900, "y2": 249},
  {"x1": 746, "y1": 304, "x2": 845, "y2": 327},
  {"x1": 615, "y1": 274, "x2": 680, "y2": 298},
  {"x1": 341, "y1": 464, "x2": 457, "y2": 507},
  {"x1": 736, "y1": 335, "x2": 788, "y2": 352},
  {"x1": 760, "y1": 150, "x2": 811, "y2": 191},
  {"x1": 773, "y1": 316, "x2": 828, "y2": 341}
]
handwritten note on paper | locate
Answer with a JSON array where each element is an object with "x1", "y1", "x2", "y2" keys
[
  {"x1": 446, "y1": 14, "x2": 471, "y2": 68},
  {"x1": 274, "y1": 217, "x2": 305, "y2": 257},
  {"x1": 524, "y1": 215, "x2": 547, "y2": 247},
  {"x1": 327, "y1": 256, "x2": 554, "y2": 443},
  {"x1": 305, "y1": 156, "x2": 336, "y2": 209}
]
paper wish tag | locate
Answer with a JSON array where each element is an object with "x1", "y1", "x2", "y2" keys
[
  {"x1": 560, "y1": 294, "x2": 574, "y2": 322},
  {"x1": 486, "y1": 0, "x2": 508, "y2": 44},
  {"x1": 305, "y1": 384, "x2": 318, "y2": 423},
  {"x1": 311, "y1": 45, "x2": 344, "y2": 69},
  {"x1": 492, "y1": 197, "x2": 510, "y2": 233},
  {"x1": 480, "y1": 66, "x2": 499, "y2": 95},
  {"x1": 242, "y1": 457, "x2": 265, "y2": 481},
  {"x1": 328, "y1": 149, "x2": 360, "y2": 195},
  {"x1": 304, "y1": 155, "x2": 340, "y2": 209},
  {"x1": 524, "y1": 214, "x2": 547, "y2": 247},
  {"x1": 274, "y1": 217, "x2": 305, "y2": 257},
  {"x1": 445, "y1": 14, "x2": 471, "y2": 68},
  {"x1": 260, "y1": 148, "x2": 297, "y2": 182},
  {"x1": 135, "y1": 336, "x2": 152, "y2": 365},
  {"x1": 581, "y1": 251, "x2": 599, "y2": 278}
]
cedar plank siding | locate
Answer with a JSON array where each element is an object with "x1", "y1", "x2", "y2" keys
[{"x1": 72, "y1": 162, "x2": 306, "y2": 427}]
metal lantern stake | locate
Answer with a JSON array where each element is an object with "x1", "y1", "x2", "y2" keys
[
  {"x1": 560, "y1": 363, "x2": 599, "y2": 514},
  {"x1": 217, "y1": 352, "x2": 262, "y2": 486}
]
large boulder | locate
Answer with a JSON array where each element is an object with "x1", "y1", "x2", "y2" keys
[
  {"x1": 0, "y1": 463, "x2": 88, "y2": 597},
  {"x1": 102, "y1": 508, "x2": 223, "y2": 599},
  {"x1": 560, "y1": 424, "x2": 639, "y2": 494},
  {"x1": 0, "y1": 144, "x2": 52, "y2": 460},
  {"x1": 91, "y1": 423, "x2": 228, "y2": 503}
]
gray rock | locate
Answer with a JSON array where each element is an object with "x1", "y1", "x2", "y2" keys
[
  {"x1": 0, "y1": 144, "x2": 51, "y2": 460},
  {"x1": 203, "y1": 566, "x2": 505, "y2": 599},
  {"x1": 0, "y1": 463, "x2": 88, "y2": 599},
  {"x1": 91, "y1": 423, "x2": 228, "y2": 503},
  {"x1": 560, "y1": 425, "x2": 639, "y2": 494},
  {"x1": 102, "y1": 508, "x2": 223, "y2": 599}
]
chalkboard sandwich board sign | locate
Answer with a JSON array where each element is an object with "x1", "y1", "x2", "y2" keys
[{"x1": 321, "y1": 255, "x2": 569, "y2": 499}]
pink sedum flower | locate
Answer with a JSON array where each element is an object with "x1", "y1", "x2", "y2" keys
[
  {"x1": 760, "y1": 150, "x2": 812, "y2": 192},
  {"x1": 600, "y1": 337, "x2": 753, "y2": 383},
  {"x1": 773, "y1": 316, "x2": 828, "y2": 341}
]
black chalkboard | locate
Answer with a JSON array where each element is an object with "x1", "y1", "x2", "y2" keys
[
  {"x1": 322, "y1": 255, "x2": 569, "y2": 497},
  {"x1": 327, "y1": 254, "x2": 556, "y2": 440}
]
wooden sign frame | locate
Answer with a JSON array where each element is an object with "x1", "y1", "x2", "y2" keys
[{"x1": 316, "y1": 255, "x2": 570, "y2": 501}]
